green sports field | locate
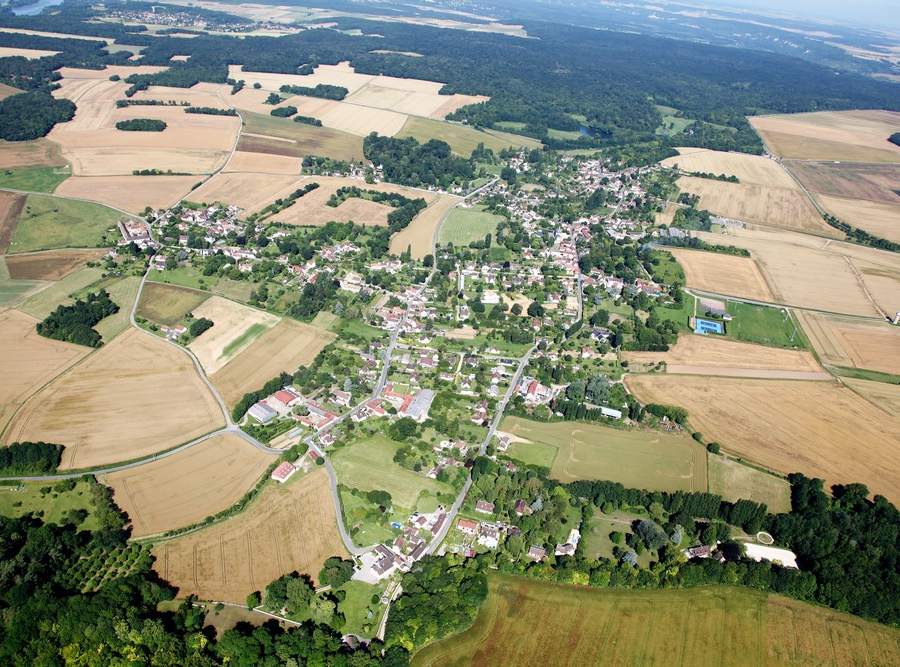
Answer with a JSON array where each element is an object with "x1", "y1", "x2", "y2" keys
[
  {"x1": 437, "y1": 206, "x2": 501, "y2": 246},
  {"x1": 412, "y1": 575, "x2": 900, "y2": 667}
]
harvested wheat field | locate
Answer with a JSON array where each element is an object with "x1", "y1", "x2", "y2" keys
[
  {"x1": 816, "y1": 195, "x2": 900, "y2": 244},
  {"x1": 390, "y1": 195, "x2": 460, "y2": 259},
  {"x1": 663, "y1": 149, "x2": 797, "y2": 187},
  {"x1": 189, "y1": 172, "x2": 299, "y2": 212},
  {"x1": 0, "y1": 309, "x2": 88, "y2": 433},
  {"x1": 844, "y1": 378, "x2": 900, "y2": 416},
  {"x1": 787, "y1": 161, "x2": 900, "y2": 205},
  {"x1": 4, "y1": 328, "x2": 223, "y2": 469},
  {"x1": 675, "y1": 176, "x2": 832, "y2": 235},
  {"x1": 0, "y1": 137, "x2": 66, "y2": 170},
  {"x1": 55, "y1": 175, "x2": 199, "y2": 214},
  {"x1": 187, "y1": 296, "x2": 280, "y2": 374},
  {"x1": 236, "y1": 111, "x2": 365, "y2": 163},
  {"x1": 0, "y1": 46, "x2": 59, "y2": 59},
  {"x1": 4, "y1": 249, "x2": 103, "y2": 280},
  {"x1": 222, "y1": 151, "x2": 303, "y2": 174},
  {"x1": 0, "y1": 27, "x2": 113, "y2": 43},
  {"x1": 315, "y1": 100, "x2": 408, "y2": 138},
  {"x1": 750, "y1": 110, "x2": 900, "y2": 163},
  {"x1": 796, "y1": 311, "x2": 900, "y2": 375},
  {"x1": 0, "y1": 191, "x2": 25, "y2": 253},
  {"x1": 694, "y1": 228, "x2": 883, "y2": 317},
  {"x1": 105, "y1": 433, "x2": 274, "y2": 537},
  {"x1": 211, "y1": 318, "x2": 335, "y2": 406},
  {"x1": 624, "y1": 334, "x2": 822, "y2": 372},
  {"x1": 344, "y1": 80, "x2": 487, "y2": 119},
  {"x1": 153, "y1": 468, "x2": 347, "y2": 603},
  {"x1": 130, "y1": 83, "x2": 230, "y2": 109},
  {"x1": 666, "y1": 248, "x2": 774, "y2": 301},
  {"x1": 625, "y1": 374, "x2": 900, "y2": 505}
]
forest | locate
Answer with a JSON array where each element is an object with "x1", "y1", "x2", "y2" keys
[
  {"x1": 278, "y1": 83, "x2": 348, "y2": 100},
  {"x1": 363, "y1": 134, "x2": 475, "y2": 188},
  {"x1": 0, "y1": 441, "x2": 63, "y2": 475},
  {"x1": 116, "y1": 118, "x2": 167, "y2": 131},
  {"x1": 0, "y1": 91, "x2": 75, "y2": 141},
  {"x1": 36, "y1": 289, "x2": 119, "y2": 347}
]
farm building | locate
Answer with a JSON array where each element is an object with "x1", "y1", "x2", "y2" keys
[
  {"x1": 248, "y1": 401, "x2": 278, "y2": 424},
  {"x1": 271, "y1": 461, "x2": 298, "y2": 483}
]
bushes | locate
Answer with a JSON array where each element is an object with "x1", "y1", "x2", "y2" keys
[
  {"x1": 293, "y1": 115, "x2": 322, "y2": 126},
  {"x1": 115, "y1": 118, "x2": 167, "y2": 132},
  {"x1": 188, "y1": 317, "x2": 213, "y2": 337}
]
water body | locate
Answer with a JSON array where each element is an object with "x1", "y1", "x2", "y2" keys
[{"x1": 12, "y1": 0, "x2": 63, "y2": 16}]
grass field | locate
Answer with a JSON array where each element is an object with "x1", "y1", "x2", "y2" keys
[
  {"x1": 0, "y1": 190, "x2": 24, "y2": 253},
  {"x1": 500, "y1": 416, "x2": 708, "y2": 493},
  {"x1": 707, "y1": 455, "x2": 792, "y2": 513},
  {"x1": 17, "y1": 266, "x2": 104, "y2": 320},
  {"x1": 411, "y1": 575, "x2": 900, "y2": 667},
  {"x1": 0, "y1": 479, "x2": 102, "y2": 531},
  {"x1": 725, "y1": 301, "x2": 805, "y2": 349},
  {"x1": 331, "y1": 435, "x2": 452, "y2": 511},
  {"x1": 153, "y1": 468, "x2": 347, "y2": 604},
  {"x1": 0, "y1": 165, "x2": 70, "y2": 192},
  {"x1": 105, "y1": 433, "x2": 274, "y2": 537},
  {"x1": 136, "y1": 282, "x2": 210, "y2": 327},
  {"x1": 437, "y1": 205, "x2": 501, "y2": 246},
  {"x1": 396, "y1": 116, "x2": 542, "y2": 157},
  {"x1": 187, "y1": 296, "x2": 280, "y2": 374},
  {"x1": 7, "y1": 194, "x2": 123, "y2": 253},
  {"x1": 5, "y1": 327, "x2": 223, "y2": 469},
  {"x1": 92, "y1": 275, "x2": 141, "y2": 342},
  {"x1": 0, "y1": 275, "x2": 46, "y2": 306},
  {"x1": 625, "y1": 374, "x2": 900, "y2": 506},
  {"x1": 667, "y1": 248, "x2": 774, "y2": 302}
]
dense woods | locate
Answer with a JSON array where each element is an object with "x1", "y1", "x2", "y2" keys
[
  {"x1": 889, "y1": 132, "x2": 900, "y2": 147},
  {"x1": 116, "y1": 118, "x2": 167, "y2": 131},
  {"x1": 363, "y1": 133, "x2": 475, "y2": 188},
  {"x1": 36, "y1": 289, "x2": 119, "y2": 347},
  {"x1": 0, "y1": 441, "x2": 63, "y2": 475},
  {"x1": 0, "y1": 91, "x2": 75, "y2": 141},
  {"x1": 279, "y1": 83, "x2": 348, "y2": 100}
]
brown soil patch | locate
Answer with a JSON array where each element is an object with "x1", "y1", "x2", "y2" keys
[
  {"x1": 796, "y1": 311, "x2": 900, "y2": 375},
  {"x1": 0, "y1": 138, "x2": 66, "y2": 169},
  {"x1": 55, "y1": 175, "x2": 199, "y2": 214},
  {"x1": 0, "y1": 191, "x2": 24, "y2": 254},
  {"x1": 624, "y1": 334, "x2": 821, "y2": 372},
  {"x1": 0, "y1": 309, "x2": 88, "y2": 434},
  {"x1": 625, "y1": 374, "x2": 900, "y2": 506},
  {"x1": 5, "y1": 249, "x2": 103, "y2": 280},
  {"x1": 4, "y1": 327, "x2": 224, "y2": 469},
  {"x1": 153, "y1": 468, "x2": 347, "y2": 603},
  {"x1": 390, "y1": 194, "x2": 461, "y2": 259},
  {"x1": 105, "y1": 433, "x2": 273, "y2": 537},
  {"x1": 211, "y1": 317, "x2": 335, "y2": 407},
  {"x1": 666, "y1": 247, "x2": 774, "y2": 301}
]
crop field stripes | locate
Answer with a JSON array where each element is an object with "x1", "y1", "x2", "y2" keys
[
  {"x1": 246, "y1": 533, "x2": 255, "y2": 590},
  {"x1": 219, "y1": 537, "x2": 227, "y2": 586}
]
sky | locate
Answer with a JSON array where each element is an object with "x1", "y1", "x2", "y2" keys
[{"x1": 704, "y1": 0, "x2": 900, "y2": 31}]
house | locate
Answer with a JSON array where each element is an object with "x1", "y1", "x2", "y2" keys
[
  {"x1": 457, "y1": 518, "x2": 478, "y2": 535},
  {"x1": 514, "y1": 500, "x2": 529, "y2": 516},
  {"x1": 475, "y1": 500, "x2": 495, "y2": 514},
  {"x1": 271, "y1": 462, "x2": 298, "y2": 483},
  {"x1": 331, "y1": 389, "x2": 352, "y2": 407},
  {"x1": 555, "y1": 543, "x2": 576, "y2": 556},
  {"x1": 684, "y1": 545, "x2": 712, "y2": 559},
  {"x1": 478, "y1": 523, "x2": 500, "y2": 549},
  {"x1": 431, "y1": 513, "x2": 447, "y2": 536},
  {"x1": 527, "y1": 545, "x2": 548, "y2": 561},
  {"x1": 248, "y1": 401, "x2": 278, "y2": 424}
]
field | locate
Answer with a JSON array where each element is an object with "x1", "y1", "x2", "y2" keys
[
  {"x1": 7, "y1": 194, "x2": 123, "y2": 253},
  {"x1": 210, "y1": 318, "x2": 335, "y2": 406},
  {"x1": 186, "y1": 296, "x2": 280, "y2": 374},
  {"x1": 724, "y1": 301, "x2": 807, "y2": 349},
  {"x1": 500, "y1": 416, "x2": 708, "y2": 493},
  {"x1": 0, "y1": 165, "x2": 70, "y2": 192},
  {"x1": 788, "y1": 161, "x2": 900, "y2": 205},
  {"x1": 104, "y1": 433, "x2": 274, "y2": 537},
  {"x1": 816, "y1": 195, "x2": 900, "y2": 244},
  {"x1": 797, "y1": 311, "x2": 900, "y2": 375},
  {"x1": 0, "y1": 137, "x2": 66, "y2": 170},
  {"x1": 674, "y1": 176, "x2": 832, "y2": 235},
  {"x1": 187, "y1": 172, "x2": 299, "y2": 212},
  {"x1": 4, "y1": 249, "x2": 103, "y2": 281},
  {"x1": 0, "y1": 46, "x2": 59, "y2": 59},
  {"x1": 411, "y1": 575, "x2": 900, "y2": 667},
  {"x1": 55, "y1": 175, "x2": 199, "y2": 214},
  {"x1": 663, "y1": 148, "x2": 797, "y2": 187},
  {"x1": 623, "y1": 334, "x2": 821, "y2": 373},
  {"x1": 396, "y1": 116, "x2": 542, "y2": 157},
  {"x1": 0, "y1": 308, "x2": 89, "y2": 433},
  {"x1": 236, "y1": 111, "x2": 364, "y2": 162},
  {"x1": 751, "y1": 110, "x2": 900, "y2": 163},
  {"x1": 331, "y1": 435, "x2": 452, "y2": 511},
  {"x1": 707, "y1": 456, "x2": 792, "y2": 513},
  {"x1": 667, "y1": 247, "x2": 774, "y2": 301},
  {"x1": 0, "y1": 191, "x2": 25, "y2": 253},
  {"x1": 92, "y1": 275, "x2": 142, "y2": 342},
  {"x1": 625, "y1": 374, "x2": 900, "y2": 506},
  {"x1": 153, "y1": 468, "x2": 347, "y2": 603},
  {"x1": 136, "y1": 282, "x2": 210, "y2": 327},
  {"x1": 390, "y1": 194, "x2": 461, "y2": 258},
  {"x1": 0, "y1": 479, "x2": 102, "y2": 531},
  {"x1": 4, "y1": 327, "x2": 224, "y2": 469},
  {"x1": 0, "y1": 272, "x2": 46, "y2": 306},
  {"x1": 17, "y1": 265, "x2": 104, "y2": 320},
  {"x1": 222, "y1": 150, "x2": 303, "y2": 175},
  {"x1": 437, "y1": 205, "x2": 501, "y2": 246}
]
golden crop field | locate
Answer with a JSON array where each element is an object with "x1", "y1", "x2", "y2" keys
[
  {"x1": 0, "y1": 308, "x2": 89, "y2": 434},
  {"x1": 55, "y1": 175, "x2": 199, "y2": 214},
  {"x1": 4, "y1": 328, "x2": 224, "y2": 469},
  {"x1": 666, "y1": 247, "x2": 774, "y2": 301},
  {"x1": 390, "y1": 194, "x2": 461, "y2": 258},
  {"x1": 222, "y1": 151, "x2": 303, "y2": 175},
  {"x1": 675, "y1": 176, "x2": 832, "y2": 235},
  {"x1": 0, "y1": 137, "x2": 66, "y2": 170},
  {"x1": 186, "y1": 296, "x2": 280, "y2": 374},
  {"x1": 816, "y1": 195, "x2": 900, "y2": 244},
  {"x1": 105, "y1": 433, "x2": 274, "y2": 537},
  {"x1": 663, "y1": 148, "x2": 797, "y2": 187},
  {"x1": 131, "y1": 82, "x2": 229, "y2": 109},
  {"x1": 788, "y1": 161, "x2": 900, "y2": 205},
  {"x1": 750, "y1": 110, "x2": 900, "y2": 163},
  {"x1": 396, "y1": 116, "x2": 542, "y2": 156},
  {"x1": 844, "y1": 378, "x2": 900, "y2": 417},
  {"x1": 153, "y1": 468, "x2": 347, "y2": 603},
  {"x1": 625, "y1": 374, "x2": 900, "y2": 506},
  {"x1": 796, "y1": 311, "x2": 900, "y2": 375},
  {"x1": 210, "y1": 318, "x2": 334, "y2": 406},
  {"x1": 0, "y1": 46, "x2": 59, "y2": 59},
  {"x1": 188, "y1": 172, "x2": 299, "y2": 212}
]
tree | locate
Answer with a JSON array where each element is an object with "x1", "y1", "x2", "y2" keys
[
  {"x1": 527, "y1": 301, "x2": 544, "y2": 317},
  {"x1": 310, "y1": 596, "x2": 336, "y2": 625},
  {"x1": 319, "y1": 557, "x2": 355, "y2": 588},
  {"x1": 511, "y1": 303, "x2": 523, "y2": 316},
  {"x1": 246, "y1": 591, "x2": 261, "y2": 609}
]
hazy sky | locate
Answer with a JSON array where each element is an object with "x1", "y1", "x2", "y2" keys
[{"x1": 705, "y1": 0, "x2": 900, "y2": 31}]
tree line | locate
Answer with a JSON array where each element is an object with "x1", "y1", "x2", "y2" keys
[
  {"x1": 116, "y1": 118, "x2": 167, "y2": 131},
  {"x1": 279, "y1": 83, "x2": 348, "y2": 100},
  {"x1": 0, "y1": 441, "x2": 63, "y2": 475}
]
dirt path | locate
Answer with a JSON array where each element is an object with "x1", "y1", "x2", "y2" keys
[{"x1": 664, "y1": 365, "x2": 832, "y2": 380}]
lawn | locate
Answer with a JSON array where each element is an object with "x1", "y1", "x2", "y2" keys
[
  {"x1": 337, "y1": 579, "x2": 388, "y2": 637},
  {"x1": 339, "y1": 318, "x2": 388, "y2": 342},
  {"x1": 136, "y1": 282, "x2": 210, "y2": 327},
  {"x1": 146, "y1": 267, "x2": 254, "y2": 303},
  {"x1": 0, "y1": 165, "x2": 70, "y2": 193},
  {"x1": 500, "y1": 416, "x2": 709, "y2": 494},
  {"x1": 649, "y1": 292, "x2": 696, "y2": 331},
  {"x1": 93, "y1": 276, "x2": 142, "y2": 342},
  {"x1": 331, "y1": 434, "x2": 452, "y2": 511},
  {"x1": 0, "y1": 479, "x2": 102, "y2": 531},
  {"x1": 504, "y1": 441, "x2": 556, "y2": 469},
  {"x1": 647, "y1": 249, "x2": 686, "y2": 284},
  {"x1": 396, "y1": 116, "x2": 541, "y2": 157},
  {"x1": 437, "y1": 206, "x2": 501, "y2": 247},
  {"x1": 725, "y1": 301, "x2": 806, "y2": 349},
  {"x1": 7, "y1": 194, "x2": 122, "y2": 253},
  {"x1": 411, "y1": 575, "x2": 900, "y2": 666},
  {"x1": 707, "y1": 455, "x2": 792, "y2": 513},
  {"x1": 18, "y1": 266, "x2": 105, "y2": 320},
  {"x1": 655, "y1": 105, "x2": 695, "y2": 136}
]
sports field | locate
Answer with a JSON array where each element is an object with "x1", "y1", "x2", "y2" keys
[
  {"x1": 437, "y1": 206, "x2": 501, "y2": 246},
  {"x1": 625, "y1": 374, "x2": 900, "y2": 506},
  {"x1": 331, "y1": 435, "x2": 452, "y2": 510},
  {"x1": 186, "y1": 296, "x2": 280, "y2": 374},
  {"x1": 390, "y1": 194, "x2": 461, "y2": 259},
  {"x1": 411, "y1": 575, "x2": 900, "y2": 667},
  {"x1": 797, "y1": 311, "x2": 900, "y2": 376},
  {"x1": 5, "y1": 328, "x2": 224, "y2": 469},
  {"x1": 136, "y1": 282, "x2": 211, "y2": 327},
  {"x1": 210, "y1": 318, "x2": 335, "y2": 406},
  {"x1": 153, "y1": 468, "x2": 347, "y2": 603},
  {"x1": 105, "y1": 433, "x2": 274, "y2": 537},
  {"x1": 500, "y1": 416, "x2": 708, "y2": 493},
  {"x1": 7, "y1": 194, "x2": 123, "y2": 253}
]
